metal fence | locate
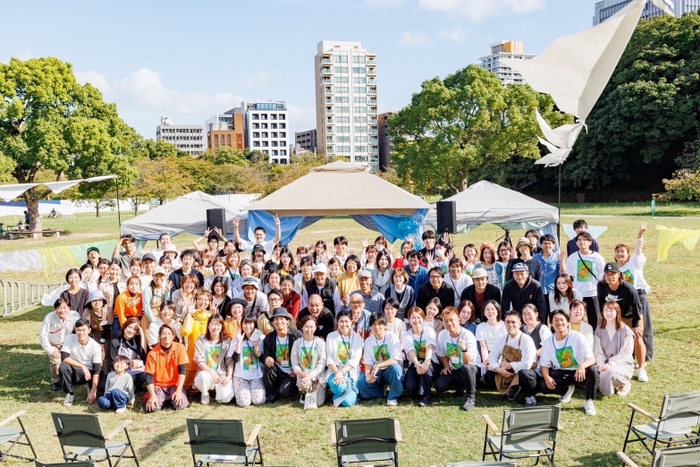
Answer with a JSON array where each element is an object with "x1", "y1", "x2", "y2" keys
[{"x1": 1, "y1": 280, "x2": 61, "y2": 317}]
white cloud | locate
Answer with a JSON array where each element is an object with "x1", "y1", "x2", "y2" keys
[
  {"x1": 76, "y1": 68, "x2": 244, "y2": 116},
  {"x1": 365, "y1": 0, "x2": 406, "y2": 8},
  {"x1": 418, "y1": 0, "x2": 546, "y2": 22},
  {"x1": 240, "y1": 72, "x2": 271, "y2": 88},
  {"x1": 397, "y1": 32, "x2": 428, "y2": 47},
  {"x1": 437, "y1": 28, "x2": 467, "y2": 43}
]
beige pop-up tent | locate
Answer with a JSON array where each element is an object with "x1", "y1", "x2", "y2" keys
[{"x1": 245, "y1": 161, "x2": 430, "y2": 243}]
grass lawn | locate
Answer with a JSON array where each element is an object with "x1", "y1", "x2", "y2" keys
[{"x1": 1, "y1": 207, "x2": 699, "y2": 465}]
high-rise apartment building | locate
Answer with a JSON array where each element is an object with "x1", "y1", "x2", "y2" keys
[
  {"x1": 315, "y1": 40, "x2": 379, "y2": 171},
  {"x1": 593, "y1": 0, "x2": 700, "y2": 25},
  {"x1": 479, "y1": 41, "x2": 535, "y2": 86},
  {"x1": 204, "y1": 110, "x2": 245, "y2": 151},
  {"x1": 295, "y1": 129, "x2": 317, "y2": 153},
  {"x1": 377, "y1": 112, "x2": 394, "y2": 172},
  {"x1": 235, "y1": 101, "x2": 289, "y2": 164},
  {"x1": 155, "y1": 116, "x2": 204, "y2": 155}
]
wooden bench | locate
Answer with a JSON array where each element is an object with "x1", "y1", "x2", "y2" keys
[{"x1": 7, "y1": 229, "x2": 61, "y2": 240}]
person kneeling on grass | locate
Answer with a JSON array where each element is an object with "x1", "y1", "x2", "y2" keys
[
  {"x1": 291, "y1": 315, "x2": 327, "y2": 410},
  {"x1": 536, "y1": 309, "x2": 599, "y2": 416},
  {"x1": 434, "y1": 307, "x2": 479, "y2": 411},
  {"x1": 358, "y1": 313, "x2": 404, "y2": 406},
  {"x1": 59, "y1": 318, "x2": 102, "y2": 407},
  {"x1": 260, "y1": 308, "x2": 302, "y2": 403},
  {"x1": 193, "y1": 314, "x2": 233, "y2": 405},
  {"x1": 98, "y1": 355, "x2": 134, "y2": 414},
  {"x1": 144, "y1": 324, "x2": 189, "y2": 412}
]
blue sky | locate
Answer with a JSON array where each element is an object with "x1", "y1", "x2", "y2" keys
[{"x1": 1, "y1": 0, "x2": 595, "y2": 141}]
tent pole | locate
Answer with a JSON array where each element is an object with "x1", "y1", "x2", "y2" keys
[
  {"x1": 115, "y1": 176, "x2": 122, "y2": 227},
  {"x1": 557, "y1": 163, "x2": 562, "y2": 244}
]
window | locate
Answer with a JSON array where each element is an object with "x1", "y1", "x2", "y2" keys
[
  {"x1": 280, "y1": 132, "x2": 286, "y2": 138},
  {"x1": 279, "y1": 115, "x2": 285, "y2": 120},
  {"x1": 253, "y1": 132, "x2": 260, "y2": 138},
  {"x1": 337, "y1": 116, "x2": 350, "y2": 123},
  {"x1": 336, "y1": 135, "x2": 350, "y2": 142},
  {"x1": 262, "y1": 132, "x2": 268, "y2": 138},
  {"x1": 355, "y1": 145, "x2": 369, "y2": 152},
  {"x1": 353, "y1": 96, "x2": 367, "y2": 103},
  {"x1": 280, "y1": 150, "x2": 287, "y2": 156},
  {"x1": 334, "y1": 54, "x2": 348, "y2": 63},
  {"x1": 272, "y1": 150, "x2": 278, "y2": 156},
  {"x1": 261, "y1": 114, "x2": 267, "y2": 120},
  {"x1": 334, "y1": 76, "x2": 349, "y2": 83},
  {"x1": 336, "y1": 86, "x2": 349, "y2": 93},
  {"x1": 253, "y1": 141, "x2": 260, "y2": 147},
  {"x1": 336, "y1": 126, "x2": 350, "y2": 133},
  {"x1": 270, "y1": 114, "x2": 277, "y2": 120},
  {"x1": 337, "y1": 106, "x2": 349, "y2": 113},
  {"x1": 354, "y1": 126, "x2": 367, "y2": 133},
  {"x1": 353, "y1": 107, "x2": 367, "y2": 113},
  {"x1": 281, "y1": 140, "x2": 286, "y2": 146},
  {"x1": 352, "y1": 55, "x2": 366, "y2": 64},
  {"x1": 335, "y1": 96, "x2": 349, "y2": 103},
  {"x1": 279, "y1": 123, "x2": 286, "y2": 128},
  {"x1": 271, "y1": 123, "x2": 277, "y2": 129},
  {"x1": 334, "y1": 66, "x2": 348, "y2": 73},
  {"x1": 354, "y1": 116, "x2": 368, "y2": 123},
  {"x1": 354, "y1": 135, "x2": 368, "y2": 142},
  {"x1": 272, "y1": 141, "x2": 278, "y2": 147},
  {"x1": 253, "y1": 123, "x2": 259, "y2": 129},
  {"x1": 262, "y1": 141, "x2": 269, "y2": 147},
  {"x1": 337, "y1": 146, "x2": 351, "y2": 152},
  {"x1": 353, "y1": 87, "x2": 367, "y2": 94},
  {"x1": 252, "y1": 114, "x2": 259, "y2": 120},
  {"x1": 353, "y1": 67, "x2": 366, "y2": 74},
  {"x1": 271, "y1": 132, "x2": 278, "y2": 138}
]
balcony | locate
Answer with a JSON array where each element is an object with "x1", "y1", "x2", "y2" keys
[
  {"x1": 367, "y1": 59, "x2": 376, "y2": 65},
  {"x1": 368, "y1": 108, "x2": 377, "y2": 114},
  {"x1": 367, "y1": 79, "x2": 376, "y2": 84},
  {"x1": 367, "y1": 89, "x2": 377, "y2": 95},
  {"x1": 368, "y1": 98, "x2": 377, "y2": 104},
  {"x1": 321, "y1": 68, "x2": 332, "y2": 75},
  {"x1": 325, "y1": 87, "x2": 333, "y2": 94},
  {"x1": 369, "y1": 118, "x2": 377, "y2": 124},
  {"x1": 368, "y1": 128, "x2": 378, "y2": 134},
  {"x1": 325, "y1": 98, "x2": 332, "y2": 104},
  {"x1": 321, "y1": 58, "x2": 332, "y2": 64},
  {"x1": 370, "y1": 146, "x2": 378, "y2": 154},
  {"x1": 322, "y1": 78, "x2": 332, "y2": 84},
  {"x1": 367, "y1": 67, "x2": 376, "y2": 76}
]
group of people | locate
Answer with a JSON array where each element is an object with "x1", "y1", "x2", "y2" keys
[{"x1": 38, "y1": 218, "x2": 654, "y2": 416}]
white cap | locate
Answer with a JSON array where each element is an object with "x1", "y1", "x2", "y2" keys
[{"x1": 313, "y1": 263, "x2": 328, "y2": 274}]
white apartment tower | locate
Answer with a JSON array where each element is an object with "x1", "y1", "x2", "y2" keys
[
  {"x1": 593, "y1": 0, "x2": 700, "y2": 25},
  {"x1": 155, "y1": 116, "x2": 204, "y2": 155},
  {"x1": 479, "y1": 41, "x2": 535, "y2": 86},
  {"x1": 235, "y1": 101, "x2": 290, "y2": 165},
  {"x1": 315, "y1": 40, "x2": 379, "y2": 171}
]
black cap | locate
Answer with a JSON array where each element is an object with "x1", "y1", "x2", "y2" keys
[
  {"x1": 604, "y1": 262, "x2": 620, "y2": 273},
  {"x1": 270, "y1": 307, "x2": 293, "y2": 321}
]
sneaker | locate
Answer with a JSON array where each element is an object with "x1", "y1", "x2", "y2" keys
[
  {"x1": 300, "y1": 394, "x2": 305, "y2": 404},
  {"x1": 560, "y1": 385, "x2": 575, "y2": 403},
  {"x1": 63, "y1": 393, "x2": 74, "y2": 407},
  {"x1": 115, "y1": 407, "x2": 126, "y2": 414},
  {"x1": 418, "y1": 400, "x2": 426, "y2": 408},
  {"x1": 637, "y1": 368, "x2": 649, "y2": 383},
  {"x1": 506, "y1": 386, "x2": 521, "y2": 401},
  {"x1": 461, "y1": 396, "x2": 476, "y2": 411},
  {"x1": 386, "y1": 399, "x2": 398, "y2": 407},
  {"x1": 266, "y1": 393, "x2": 277, "y2": 404},
  {"x1": 304, "y1": 393, "x2": 317, "y2": 410},
  {"x1": 617, "y1": 382, "x2": 632, "y2": 397},
  {"x1": 51, "y1": 382, "x2": 61, "y2": 391},
  {"x1": 584, "y1": 399, "x2": 597, "y2": 416},
  {"x1": 201, "y1": 393, "x2": 210, "y2": 405},
  {"x1": 525, "y1": 396, "x2": 537, "y2": 407}
]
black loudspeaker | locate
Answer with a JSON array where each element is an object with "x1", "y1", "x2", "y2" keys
[
  {"x1": 206, "y1": 209, "x2": 226, "y2": 237},
  {"x1": 436, "y1": 200, "x2": 457, "y2": 234}
]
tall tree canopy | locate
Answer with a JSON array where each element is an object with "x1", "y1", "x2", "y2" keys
[
  {"x1": 565, "y1": 12, "x2": 700, "y2": 192},
  {"x1": 0, "y1": 57, "x2": 138, "y2": 230},
  {"x1": 388, "y1": 64, "x2": 569, "y2": 196}
]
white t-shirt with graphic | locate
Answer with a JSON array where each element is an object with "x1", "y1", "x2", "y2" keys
[
  {"x1": 362, "y1": 332, "x2": 403, "y2": 367},
  {"x1": 540, "y1": 330, "x2": 593, "y2": 371},
  {"x1": 402, "y1": 327, "x2": 438, "y2": 365},
  {"x1": 566, "y1": 251, "x2": 606, "y2": 298},
  {"x1": 436, "y1": 328, "x2": 478, "y2": 369},
  {"x1": 230, "y1": 329, "x2": 264, "y2": 380}
]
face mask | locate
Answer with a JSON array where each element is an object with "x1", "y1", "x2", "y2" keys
[
  {"x1": 253, "y1": 262, "x2": 263, "y2": 270},
  {"x1": 435, "y1": 249, "x2": 445, "y2": 258}
]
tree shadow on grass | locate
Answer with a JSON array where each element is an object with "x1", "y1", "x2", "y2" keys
[
  {"x1": 577, "y1": 450, "x2": 626, "y2": 466},
  {"x1": 1, "y1": 306, "x2": 51, "y2": 323},
  {"x1": 137, "y1": 423, "x2": 186, "y2": 463},
  {"x1": 0, "y1": 343, "x2": 60, "y2": 402}
]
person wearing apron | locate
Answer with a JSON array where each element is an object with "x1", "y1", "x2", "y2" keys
[{"x1": 484, "y1": 310, "x2": 537, "y2": 404}]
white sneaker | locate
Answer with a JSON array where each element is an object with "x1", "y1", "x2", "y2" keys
[
  {"x1": 559, "y1": 385, "x2": 575, "y2": 403},
  {"x1": 201, "y1": 393, "x2": 210, "y2": 405},
  {"x1": 637, "y1": 368, "x2": 649, "y2": 383},
  {"x1": 115, "y1": 407, "x2": 126, "y2": 414},
  {"x1": 525, "y1": 396, "x2": 537, "y2": 407},
  {"x1": 63, "y1": 393, "x2": 74, "y2": 406},
  {"x1": 304, "y1": 393, "x2": 317, "y2": 410},
  {"x1": 584, "y1": 399, "x2": 597, "y2": 416},
  {"x1": 386, "y1": 399, "x2": 398, "y2": 407}
]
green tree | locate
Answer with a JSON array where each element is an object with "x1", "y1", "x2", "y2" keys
[
  {"x1": 0, "y1": 57, "x2": 138, "y2": 230},
  {"x1": 388, "y1": 64, "x2": 569, "y2": 196},
  {"x1": 200, "y1": 146, "x2": 249, "y2": 166},
  {"x1": 566, "y1": 12, "x2": 700, "y2": 192}
]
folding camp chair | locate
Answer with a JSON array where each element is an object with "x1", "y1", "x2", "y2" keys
[
  {"x1": 439, "y1": 462, "x2": 517, "y2": 467},
  {"x1": 51, "y1": 413, "x2": 139, "y2": 467},
  {"x1": 185, "y1": 419, "x2": 262, "y2": 466},
  {"x1": 622, "y1": 389, "x2": 700, "y2": 456},
  {"x1": 618, "y1": 444, "x2": 700, "y2": 467},
  {"x1": 35, "y1": 462, "x2": 96, "y2": 467},
  {"x1": 0, "y1": 410, "x2": 37, "y2": 463},
  {"x1": 331, "y1": 418, "x2": 401, "y2": 467},
  {"x1": 482, "y1": 406, "x2": 561, "y2": 466}
]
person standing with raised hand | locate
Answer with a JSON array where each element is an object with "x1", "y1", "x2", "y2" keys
[
  {"x1": 233, "y1": 215, "x2": 281, "y2": 257},
  {"x1": 562, "y1": 232, "x2": 606, "y2": 329}
]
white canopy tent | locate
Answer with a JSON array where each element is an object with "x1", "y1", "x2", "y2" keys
[
  {"x1": 0, "y1": 176, "x2": 117, "y2": 201},
  {"x1": 425, "y1": 181, "x2": 559, "y2": 234},
  {"x1": 120, "y1": 191, "x2": 247, "y2": 240}
]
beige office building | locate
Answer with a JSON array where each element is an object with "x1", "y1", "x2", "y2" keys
[{"x1": 314, "y1": 40, "x2": 379, "y2": 171}]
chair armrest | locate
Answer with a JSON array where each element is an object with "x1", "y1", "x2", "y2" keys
[
  {"x1": 627, "y1": 403, "x2": 659, "y2": 422},
  {"x1": 246, "y1": 424, "x2": 262, "y2": 447},
  {"x1": 330, "y1": 425, "x2": 337, "y2": 446},
  {"x1": 394, "y1": 420, "x2": 403, "y2": 442},
  {"x1": 104, "y1": 420, "x2": 132, "y2": 441},
  {"x1": 482, "y1": 414, "x2": 501, "y2": 436},
  {"x1": 617, "y1": 451, "x2": 639, "y2": 467},
  {"x1": 0, "y1": 410, "x2": 26, "y2": 428}
]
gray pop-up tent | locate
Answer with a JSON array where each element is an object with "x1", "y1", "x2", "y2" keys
[
  {"x1": 120, "y1": 191, "x2": 247, "y2": 240},
  {"x1": 425, "y1": 180, "x2": 559, "y2": 234}
]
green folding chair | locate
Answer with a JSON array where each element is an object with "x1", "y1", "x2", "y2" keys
[
  {"x1": 622, "y1": 389, "x2": 700, "y2": 456},
  {"x1": 482, "y1": 406, "x2": 560, "y2": 466},
  {"x1": 185, "y1": 419, "x2": 262, "y2": 466},
  {"x1": 0, "y1": 410, "x2": 37, "y2": 463},
  {"x1": 35, "y1": 462, "x2": 96, "y2": 467},
  {"x1": 441, "y1": 462, "x2": 517, "y2": 467},
  {"x1": 618, "y1": 444, "x2": 700, "y2": 466},
  {"x1": 331, "y1": 418, "x2": 401, "y2": 467},
  {"x1": 51, "y1": 413, "x2": 139, "y2": 467}
]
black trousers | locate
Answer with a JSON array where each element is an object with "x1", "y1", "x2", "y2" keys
[
  {"x1": 583, "y1": 296, "x2": 600, "y2": 330},
  {"x1": 262, "y1": 364, "x2": 298, "y2": 399},
  {"x1": 59, "y1": 363, "x2": 91, "y2": 394},
  {"x1": 483, "y1": 369, "x2": 540, "y2": 397},
  {"x1": 404, "y1": 361, "x2": 439, "y2": 399},
  {"x1": 536, "y1": 366, "x2": 599, "y2": 400},
  {"x1": 435, "y1": 364, "x2": 479, "y2": 398}
]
